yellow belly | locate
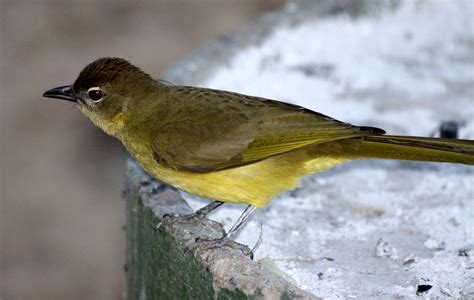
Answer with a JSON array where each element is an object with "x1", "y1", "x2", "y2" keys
[{"x1": 128, "y1": 142, "x2": 350, "y2": 208}]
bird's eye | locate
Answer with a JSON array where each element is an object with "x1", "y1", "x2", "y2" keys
[{"x1": 87, "y1": 87, "x2": 104, "y2": 102}]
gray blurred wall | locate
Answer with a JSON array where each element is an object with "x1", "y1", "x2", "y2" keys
[{"x1": 0, "y1": 1, "x2": 286, "y2": 299}]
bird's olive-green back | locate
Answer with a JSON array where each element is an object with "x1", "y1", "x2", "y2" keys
[{"x1": 129, "y1": 86, "x2": 384, "y2": 173}]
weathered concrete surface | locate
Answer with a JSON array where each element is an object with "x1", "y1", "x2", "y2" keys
[
  {"x1": 126, "y1": 0, "x2": 474, "y2": 299},
  {"x1": 125, "y1": 161, "x2": 314, "y2": 299}
]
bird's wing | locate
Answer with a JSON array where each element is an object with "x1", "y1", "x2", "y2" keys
[{"x1": 151, "y1": 87, "x2": 384, "y2": 172}]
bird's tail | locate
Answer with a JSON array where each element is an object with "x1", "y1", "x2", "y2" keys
[{"x1": 354, "y1": 135, "x2": 474, "y2": 165}]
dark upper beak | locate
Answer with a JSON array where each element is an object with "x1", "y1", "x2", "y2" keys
[{"x1": 43, "y1": 85, "x2": 78, "y2": 102}]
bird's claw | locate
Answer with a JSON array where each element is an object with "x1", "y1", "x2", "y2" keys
[
  {"x1": 194, "y1": 236, "x2": 254, "y2": 260},
  {"x1": 155, "y1": 211, "x2": 206, "y2": 233}
]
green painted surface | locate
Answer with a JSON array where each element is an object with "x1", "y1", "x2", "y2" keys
[
  {"x1": 125, "y1": 176, "x2": 212, "y2": 299},
  {"x1": 124, "y1": 168, "x2": 270, "y2": 300}
]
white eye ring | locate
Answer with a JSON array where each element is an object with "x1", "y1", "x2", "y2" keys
[{"x1": 87, "y1": 87, "x2": 104, "y2": 102}]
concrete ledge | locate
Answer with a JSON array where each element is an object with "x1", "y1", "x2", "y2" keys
[
  {"x1": 124, "y1": 160, "x2": 315, "y2": 299},
  {"x1": 165, "y1": 0, "x2": 377, "y2": 86}
]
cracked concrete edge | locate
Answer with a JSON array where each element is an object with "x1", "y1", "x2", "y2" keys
[{"x1": 125, "y1": 159, "x2": 316, "y2": 299}]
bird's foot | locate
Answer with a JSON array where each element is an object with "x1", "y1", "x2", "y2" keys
[
  {"x1": 155, "y1": 201, "x2": 224, "y2": 232},
  {"x1": 155, "y1": 211, "x2": 205, "y2": 233},
  {"x1": 194, "y1": 236, "x2": 254, "y2": 260}
]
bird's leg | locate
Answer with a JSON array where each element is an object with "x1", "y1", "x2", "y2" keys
[
  {"x1": 226, "y1": 205, "x2": 257, "y2": 239},
  {"x1": 163, "y1": 200, "x2": 224, "y2": 219},
  {"x1": 194, "y1": 205, "x2": 257, "y2": 259},
  {"x1": 195, "y1": 201, "x2": 224, "y2": 217}
]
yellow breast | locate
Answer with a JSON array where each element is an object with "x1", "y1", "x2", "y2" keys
[{"x1": 126, "y1": 141, "x2": 350, "y2": 208}]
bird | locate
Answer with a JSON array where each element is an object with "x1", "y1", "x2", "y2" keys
[{"x1": 43, "y1": 57, "x2": 474, "y2": 237}]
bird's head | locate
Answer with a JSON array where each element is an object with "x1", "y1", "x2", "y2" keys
[{"x1": 43, "y1": 57, "x2": 156, "y2": 135}]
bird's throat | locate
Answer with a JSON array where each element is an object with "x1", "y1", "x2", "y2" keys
[{"x1": 78, "y1": 105, "x2": 126, "y2": 137}]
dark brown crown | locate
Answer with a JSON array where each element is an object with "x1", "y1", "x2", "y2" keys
[{"x1": 73, "y1": 57, "x2": 153, "y2": 92}]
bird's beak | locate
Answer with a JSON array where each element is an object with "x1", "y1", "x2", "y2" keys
[{"x1": 43, "y1": 85, "x2": 78, "y2": 102}]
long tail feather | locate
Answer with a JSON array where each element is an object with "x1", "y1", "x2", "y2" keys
[{"x1": 355, "y1": 135, "x2": 474, "y2": 165}]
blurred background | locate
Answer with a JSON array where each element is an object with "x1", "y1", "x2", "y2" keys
[{"x1": 0, "y1": 1, "x2": 288, "y2": 299}]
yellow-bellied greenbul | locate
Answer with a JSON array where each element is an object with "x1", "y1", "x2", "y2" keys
[{"x1": 43, "y1": 57, "x2": 474, "y2": 234}]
